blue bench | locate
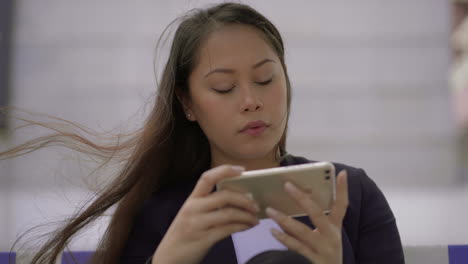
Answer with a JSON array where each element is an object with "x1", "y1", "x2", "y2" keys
[
  {"x1": 61, "y1": 251, "x2": 94, "y2": 264},
  {"x1": 0, "y1": 252, "x2": 15, "y2": 264},
  {"x1": 0, "y1": 251, "x2": 94, "y2": 264},
  {"x1": 449, "y1": 245, "x2": 468, "y2": 264}
]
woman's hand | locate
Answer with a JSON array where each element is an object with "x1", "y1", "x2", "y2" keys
[
  {"x1": 152, "y1": 165, "x2": 260, "y2": 264},
  {"x1": 266, "y1": 170, "x2": 349, "y2": 264}
]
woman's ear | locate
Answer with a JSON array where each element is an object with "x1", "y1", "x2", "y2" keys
[{"x1": 175, "y1": 90, "x2": 196, "y2": 121}]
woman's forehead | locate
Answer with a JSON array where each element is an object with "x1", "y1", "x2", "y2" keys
[{"x1": 194, "y1": 24, "x2": 278, "y2": 73}]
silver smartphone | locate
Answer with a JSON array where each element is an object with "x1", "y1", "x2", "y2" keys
[{"x1": 216, "y1": 162, "x2": 336, "y2": 219}]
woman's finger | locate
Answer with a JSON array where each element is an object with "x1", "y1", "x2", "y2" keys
[
  {"x1": 329, "y1": 170, "x2": 349, "y2": 228},
  {"x1": 190, "y1": 165, "x2": 244, "y2": 198},
  {"x1": 197, "y1": 189, "x2": 260, "y2": 214},
  {"x1": 283, "y1": 181, "x2": 332, "y2": 234},
  {"x1": 265, "y1": 207, "x2": 320, "y2": 251},
  {"x1": 199, "y1": 207, "x2": 259, "y2": 230},
  {"x1": 270, "y1": 228, "x2": 318, "y2": 263}
]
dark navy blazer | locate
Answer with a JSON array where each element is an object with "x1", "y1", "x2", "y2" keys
[{"x1": 120, "y1": 154, "x2": 405, "y2": 264}]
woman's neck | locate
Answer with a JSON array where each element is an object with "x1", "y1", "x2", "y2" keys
[{"x1": 210, "y1": 149, "x2": 281, "y2": 171}]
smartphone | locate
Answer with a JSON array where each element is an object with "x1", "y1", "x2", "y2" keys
[{"x1": 216, "y1": 162, "x2": 336, "y2": 219}]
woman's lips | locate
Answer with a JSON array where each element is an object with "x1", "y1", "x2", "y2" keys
[
  {"x1": 243, "y1": 125, "x2": 267, "y2": 136},
  {"x1": 240, "y1": 120, "x2": 268, "y2": 136}
]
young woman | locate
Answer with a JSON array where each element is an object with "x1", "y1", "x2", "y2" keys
[{"x1": 3, "y1": 2, "x2": 404, "y2": 264}]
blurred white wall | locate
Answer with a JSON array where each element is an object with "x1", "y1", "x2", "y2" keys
[{"x1": 1, "y1": 0, "x2": 467, "y2": 253}]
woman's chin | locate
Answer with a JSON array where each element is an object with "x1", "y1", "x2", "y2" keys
[{"x1": 234, "y1": 145, "x2": 278, "y2": 161}]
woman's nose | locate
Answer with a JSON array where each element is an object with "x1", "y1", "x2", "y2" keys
[{"x1": 240, "y1": 87, "x2": 263, "y2": 112}]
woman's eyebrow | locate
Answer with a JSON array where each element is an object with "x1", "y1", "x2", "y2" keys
[
  {"x1": 253, "y1": 58, "x2": 275, "y2": 69},
  {"x1": 204, "y1": 58, "x2": 276, "y2": 78}
]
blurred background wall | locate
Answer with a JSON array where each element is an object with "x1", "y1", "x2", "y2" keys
[{"x1": 1, "y1": 0, "x2": 467, "y2": 255}]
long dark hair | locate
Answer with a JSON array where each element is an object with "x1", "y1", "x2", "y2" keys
[{"x1": 2, "y1": 3, "x2": 292, "y2": 263}]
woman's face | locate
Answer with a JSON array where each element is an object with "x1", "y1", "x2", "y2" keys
[{"x1": 186, "y1": 24, "x2": 288, "y2": 166}]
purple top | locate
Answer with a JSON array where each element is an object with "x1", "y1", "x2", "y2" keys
[{"x1": 119, "y1": 154, "x2": 405, "y2": 264}]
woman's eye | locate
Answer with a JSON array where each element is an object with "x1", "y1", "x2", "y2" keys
[
  {"x1": 213, "y1": 88, "x2": 233, "y2": 94},
  {"x1": 212, "y1": 86, "x2": 234, "y2": 94},
  {"x1": 211, "y1": 83, "x2": 235, "y2": 94},
  {"x1": 256, "y1": 78, "x2": 272, "y2": 85}
]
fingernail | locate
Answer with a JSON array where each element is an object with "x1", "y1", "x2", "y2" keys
[
  {"x1": 265, "y1": 207, "x2": 279, "y2": 217},
  {"x1": 244, "y1": 193, "x2": 254, "y2": 200},
  {"x1": 231, "y1": 165, "x2": 245, "y2": 172},
  {"x1": 270, "y1": 228, "x2": 282, "y2": 237},
  {"x1": 284, "y1": 181, "x2": 299, "y2": 193},
  {"x1": 253, "y1": 203, "x2": 260, "y2": 212},
  {"x1": 244, "y1": 193, "x2": 260, "y2": 212}
]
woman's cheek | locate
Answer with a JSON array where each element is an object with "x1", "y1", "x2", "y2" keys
[{"x1": 270, "y1": 85, "x2": 287, "y2": 108}]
